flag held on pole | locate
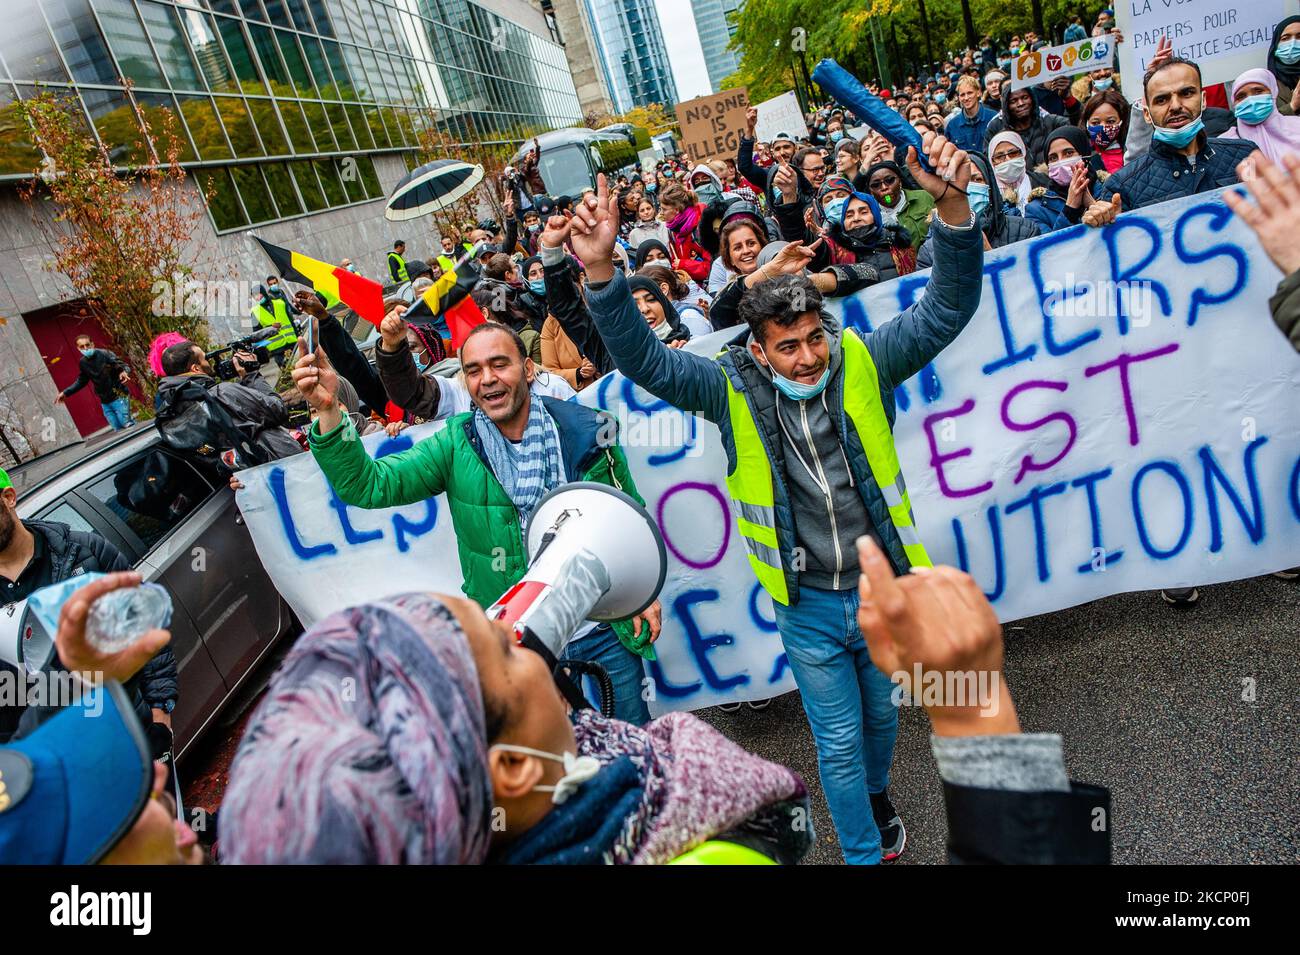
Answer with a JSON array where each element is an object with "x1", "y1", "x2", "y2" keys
[
  {"x1": 403, "y1": 268, "x2": 486, "y2": 351},
  {"x1": 254, "y1": 237, "x2": 386, "y2": 327}
]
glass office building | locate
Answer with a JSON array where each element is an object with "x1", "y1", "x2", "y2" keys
[
  {"x1": 580, "y1": 0, "x2": 675, "y2": 114},
  {"x1": 0, "y1": 0, "x2": 583, "y2": 233},
  {"x1": 690, "y1": 0, "x2": 741, "y2": 93}
]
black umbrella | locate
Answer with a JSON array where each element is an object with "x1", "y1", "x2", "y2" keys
[{"x1": 384, "y1": 159, "x2": 484, "y2": 221}]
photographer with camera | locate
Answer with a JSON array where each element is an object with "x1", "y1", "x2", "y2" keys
[{"x1": 154, "y1": 340, "x2": 302, "y2": 472}]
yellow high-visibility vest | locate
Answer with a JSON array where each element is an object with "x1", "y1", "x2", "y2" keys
[
  {"x1": 722, "y1": 330, "x2": 931, "y2": 606},
  {"x1": 388, "y1": 251, "x2": 409, "y2": 283},
  {"x1": 251, "y1": 298, "x2": 296, "y2": 351}
]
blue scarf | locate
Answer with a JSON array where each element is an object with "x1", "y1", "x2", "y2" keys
[
  {"x1": 474, "y1": 395, "x2": 564, "y2": 529},
  {"x1": 492, "y1": 756, "x2": 645, "y2": 864}
]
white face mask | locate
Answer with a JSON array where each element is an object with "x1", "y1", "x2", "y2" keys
[
  {"x1": 489, "y1": 744, "x2": 601, "y2": 804},
  {"x1": 993, "y1": 157, "x2": 1026, "y2": 183}
]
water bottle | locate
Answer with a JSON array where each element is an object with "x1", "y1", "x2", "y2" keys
[{"x1": 84, "y1": 583, "x2": 174, "y2": 654}]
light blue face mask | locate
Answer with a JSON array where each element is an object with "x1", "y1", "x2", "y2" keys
[
  {"x1": 1093, "y1": 77, "x2": 1113, "y2": 90},
  {"x1": 966, "y1": 181, "x2": 990, "y2": 218},
  {"x1": 694, "y1": 183, "x2": 721, "y2": 206},
  {"x1": 80, "y1": 347, "x2": 95, "y2": 357},
  {"x1": 527, "y1": 278, "x2": 546, "y2": 295},
  {"x1": 1151, "y1": 114, "x2": 1204, "y2": 148},
  {"x1": 1234, "y1": 93, "x2": 1274, "y2": 125},
  {"x1": 761, "y1": 345, "x2": 831, "y2": 400},
  {"x1": 830, "y1": 130, "x2": 843, "y2": 142},
  {"x1": 413, "y1": 351, "x2": 429, "y2": 373},
  {"x1": 822, "y1": 196, "x2": 847, "y2": 224},
  {"x1": 1277, "y1": 38, "x2": 1300, "y2": 64}
]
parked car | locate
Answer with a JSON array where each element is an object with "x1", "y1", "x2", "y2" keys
[{"x1": 12, "y1": 424, "x2": 298, "y2": 761}]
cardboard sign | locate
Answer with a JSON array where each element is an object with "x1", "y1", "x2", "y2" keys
[
  {"x1": 1011, "y1": 35, "x2": 1115, "y2": 89},
  {"x1": 675, "y1": 88, "x2": 749, "y2": 165},
  {"x1": 1116, "y1": 0, "x2": 1300, "y2": 97},
  {"x1": 754, "y1": 90, "x2": 808, "y2": 143}
]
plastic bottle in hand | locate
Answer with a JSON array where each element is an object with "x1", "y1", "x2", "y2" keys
[{"x1": 85, "y1": 583, "x2": 173, "y2": 654}]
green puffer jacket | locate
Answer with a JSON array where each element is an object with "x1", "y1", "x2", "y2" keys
[{"x1": 309, "y1": 395, "x2": 655, "y2": 659}]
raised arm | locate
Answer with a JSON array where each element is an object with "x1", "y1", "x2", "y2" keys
[
  {"x1": 862, "y1": 131, "x2": 984, "y2": 391},
  {"x1": 538, "y1": 217, "x2": 614, "y2": 376},
  {"x1": 568, "y1": 175, "x2": 729, "y2": 421},
  {"x1": 294, "y1": 340, "x2": 451, "y2": 507},
  {"x1": 373, "y1": 303, "x2": 441, "y2": 419}
]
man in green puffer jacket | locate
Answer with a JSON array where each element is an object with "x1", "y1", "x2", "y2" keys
[{"x1": 293, "y1": 320, "x2": 660, "y2": 724}]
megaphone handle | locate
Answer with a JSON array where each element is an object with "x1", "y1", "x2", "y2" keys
[
  {"x1": 519, "y1": 627, "x2": 594, "y2": 714},
  {"x1": 557, "y1": 659, "x2": 616, "y2": 718}
]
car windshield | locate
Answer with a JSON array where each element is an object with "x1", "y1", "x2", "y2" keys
[{"x1": 535, "y1": 144, "x2": 592, "y2": 200}]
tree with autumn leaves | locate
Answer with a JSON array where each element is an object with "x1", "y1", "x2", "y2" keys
[
  {"x1": 725, "y1": 0, "x2": 1078, "y2": 101},
  {"x1": 16, "y1": 89, "x2": 210, "y2": 405}
]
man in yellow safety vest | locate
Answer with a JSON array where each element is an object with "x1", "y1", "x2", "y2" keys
[{"x1": 569, "y1": 130, "x2": 984, "y2": 865}]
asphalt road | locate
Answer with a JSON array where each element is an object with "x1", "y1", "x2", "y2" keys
[{"x1": 697, "y1": 575, "x2": 1300, "y2": 865}]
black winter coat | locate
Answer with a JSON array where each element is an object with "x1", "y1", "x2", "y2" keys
[
  {"x1": 62, "y1": 349, "x2": 129, "y2": 404},
  {"x1": 1098, "y1": 134, "x2": 1258, "y2": 210}
]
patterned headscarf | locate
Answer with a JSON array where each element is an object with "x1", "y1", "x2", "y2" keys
[{"x1": 219, "y1": 593, "x2": 494, "y2": 864}]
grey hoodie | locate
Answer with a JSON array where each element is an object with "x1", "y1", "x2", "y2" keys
[{"x1": 748, "y1": 315, "x2": 876, "y2": 591}]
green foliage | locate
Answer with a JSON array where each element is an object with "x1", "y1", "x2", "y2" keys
[{"x1": 727, "y1": 0, "x2": 1082, "y2": 92}]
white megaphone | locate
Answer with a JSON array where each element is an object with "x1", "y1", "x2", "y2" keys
[
  {"x1": 485, "y1": 482, "x2": 667, "y2": 659},
  {"x1": 0, "y1": 598, "x2": 57, "y2": 675}
]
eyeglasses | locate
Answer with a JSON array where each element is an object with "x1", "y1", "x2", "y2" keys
[
  {"x1": 802, "y1": 164, "x2": 826, "y2": 175},
  {"x1": 872, "y1": 174, "x2": 900, "y2": 188}
]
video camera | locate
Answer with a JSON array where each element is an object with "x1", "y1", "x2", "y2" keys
[{"x1": 205, "y1": 331, "x2": 273, "y2": 381}]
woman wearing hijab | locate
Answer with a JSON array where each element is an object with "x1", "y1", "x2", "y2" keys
[
  {"x1": 1223, "y1": 68, "x2": 1300, "y2": 163},
  {"x1": 987, "y1": 130, "x2": 1051, "y2": 215},
  {"x1": 801, "y1": 176, "x2": 918, "y2": 279},
  {"x1": 638, "y1": 263, "x2": 712, "y2": 337},
  {"x1": 917, "y1": 151, "x2": 1041, "y2": 267},
  {"x1": 1267, "y1": 15, "x2": 1300, "y2": 116},
  {"x1": 1018, "y1": 126, "x2": 1108, "y2": 233},
  {"x1": 219, "y1": 592, "x2": 813, "y2": 864},
  {"x1": 628, "y1": 273, "x2": 693, "y2": 346}
]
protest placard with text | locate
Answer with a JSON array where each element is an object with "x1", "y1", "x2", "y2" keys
[
  {"x1": 237, "y1": 188, "x2": 1300, "y2": 712},
  {"x1": 675, "y1": 88, "x2": 749, "y2": 165},
  {"x1": 1116, "y1": 0, "x2": 1300, "y2": 97},
  {"x1": 1011, "y1": 35, "x2": 1116, "y2": 89}
]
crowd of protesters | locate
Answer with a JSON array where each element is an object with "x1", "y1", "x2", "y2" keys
[{"x1": 4, "y1": 6, "x2": 1300, "y2": 868}]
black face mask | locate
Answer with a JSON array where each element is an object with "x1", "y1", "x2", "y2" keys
[{"x1": 839, "y1": 222, "x2": 881, "y2": 252}]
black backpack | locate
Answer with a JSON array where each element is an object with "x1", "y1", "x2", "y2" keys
[{"x1": 154, "y1": 379, "x2": 269, "y2": 472}]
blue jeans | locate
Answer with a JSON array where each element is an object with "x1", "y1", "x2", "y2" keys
[
  {"x1": 560, "y1": 624, "x2": 651, "y2": 725},
  {"x1": 102, "y1": 397, "x2": 133, "y2": 430},
  {"x1": 773, "y1": 584, "x2": 898, "y2": 864}
]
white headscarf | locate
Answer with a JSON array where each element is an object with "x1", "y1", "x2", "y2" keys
[
  {"x1": 1226, "y1": 69, "x2": 1300, "y2": 163},
  {"x1": 988, "y1": 129, "x2": 1034, "y2": 208}
]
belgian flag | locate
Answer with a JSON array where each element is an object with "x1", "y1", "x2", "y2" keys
[
  {"x1": 254, "y1": 237, "x2": 386, "y2": 327},
  {"x1": 403, "y1": 267, "x2": 486, "y2": 350}
]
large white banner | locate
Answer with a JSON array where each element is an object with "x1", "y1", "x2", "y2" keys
[
  {"x1": 237, "y1": 188, "x2": 1300, "y2": 711},
  {"x1": 1116, "y1": 0, "x2": 1299, "y2": 98}
]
